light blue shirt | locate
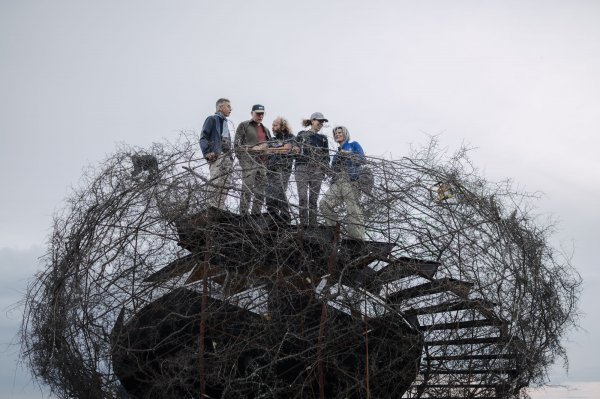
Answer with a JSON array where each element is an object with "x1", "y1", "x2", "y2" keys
[{"x1": 219, "y1": 114, "x2": 230, "y2": 140}]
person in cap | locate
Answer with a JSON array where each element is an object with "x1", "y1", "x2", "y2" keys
[
  {"x1": 265, "y1": 116, "x2": 298, "y2": 223},
  {"x1": 235, "y1": 104, "x2": 273, "y2": 215},
  {"x1": 295, "y1": 112, "x2": 330, "y2": 226},
  {"x1": 199, "y1": 98, "x2": 234, "y2": 209},
  {"x1": 319, "y1": 125, "x2": 366, "y2": 239}
]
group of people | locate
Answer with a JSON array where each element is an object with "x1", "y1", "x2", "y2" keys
[{"x1": 199, "y1": 98, "x2": 366, "y2": 239}]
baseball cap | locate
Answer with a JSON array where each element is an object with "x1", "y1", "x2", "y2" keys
[
  {"x1": 252, "y1": 104, "x2": 265, "y2": 113},
  {"x1": 310, "y1": 112, "x2": 328, "y2": 122}
]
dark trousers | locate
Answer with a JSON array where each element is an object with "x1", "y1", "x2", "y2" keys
[
  {"x1": 295, "y1": 163, "x2": 324, "y2": 226},
  {"x1": 266, "y1": 169, "x2": 292, "y2": 223}
]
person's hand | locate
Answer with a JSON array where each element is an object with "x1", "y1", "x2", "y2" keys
[
  {"x1": 251, "y1": 143, "x2": 269, "y2": 152},
  {"x1": 320, "y1": 163, "x2": 333, "y2": 175},
  {"x1": 206, "y1": 152, "x2": 217, "y2": 162}
]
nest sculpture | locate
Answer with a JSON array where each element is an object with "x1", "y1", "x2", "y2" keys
[{"x1": 21, "y1": 134, "x2": 580, "y2": 398}]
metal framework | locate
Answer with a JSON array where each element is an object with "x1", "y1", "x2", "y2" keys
[{"x1": 20, "y1": 134, "x2": 580, "y2": 399}]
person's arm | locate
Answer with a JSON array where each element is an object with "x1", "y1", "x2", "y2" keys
[
  {"x1": 350, "y1": 141, "x2": 365, "y2": 165},
  {"x1": 250, "y1": 142, "x2": 270, "y2": 152},
  {"x1": 234, "y1": 122, "x2": 244, "y2": 147},
  {"x1": 261, "y1": 141, "x2": 292, "y2": 154},
  {"x1": 234, "y1": 122, "x2": 247, "y2": 157},
  {"x1": 345, "y1": 142, "x2": 366, "y2": 181},
  {"x1": 199, "y1": 116, "x2": 215, "y2": 160},
  {"x1": 252, "y1": 126, "x2": 272, "y2": 152},
  {"x1": 295, "y1": 131, "x2": 307, "y2": 158},
  {"x1": 320, "y1": 135, "x2": 331, "y2": 167},
  {"x1": 289, "y1": 136, "x2": 300, "y2": 154},
  {"x1": 281, "y1": 138, "x2": 293, "y2": 152},
  {"x1": 267, "y1": 134, "x2": 295, "y2": 153}
]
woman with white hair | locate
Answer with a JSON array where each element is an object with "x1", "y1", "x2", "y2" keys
[{"x1": 319, "y1": 125, "x2": 366, "y2": 239}]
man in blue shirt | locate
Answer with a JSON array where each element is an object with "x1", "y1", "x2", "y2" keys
[
  {"x1": 319, "y1": 125, "x2": 366, "y2": 239},
  {"x1": 199, "y1": 98, "x2": 234, "y2": 209}
]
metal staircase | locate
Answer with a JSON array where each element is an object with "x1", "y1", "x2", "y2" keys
[{"x1": 116, "y1": 207, "x2": 526, "y2": 398}]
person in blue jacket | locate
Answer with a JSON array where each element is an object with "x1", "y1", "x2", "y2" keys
[
  {"x1": 319, "y1": 125, "x2": 366, "y2": 239},
  {"x1": 199, "y1": 98, "x2": 234, "y2": 209}
]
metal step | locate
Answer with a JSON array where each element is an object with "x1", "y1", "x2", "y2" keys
[
  {"x1": 339, "y1": 240, "x2": 396, "y2": 269},
  {"x1": 424, "y1": 353, "x2": 518, "y2": 361},
  {"x1": 185, "y1": 263, "x2": 225, "y2": 285},
  {"x1": 405, "y1": 299, "x2": 497, "y2": 316},
  {"x1": 416, "y1": 383, "x2": 501, "y2": 388},
  {"x1": 414, "y1": 397, "x2": 500, "y2": 399},
  {"x1": 144, "y1": 254, "x2": 200, "y2": 283},
  {"x1": 348, "y1": 256, "x2": 441, "y2": 292},
  {"x1": 419, "y1": 318, "x2": 505, "y2": 331},
  {"x1": 387, "y1": 278, "x2": 473, "y2": 303},
  {"x1": 378, "y1": 256, "x2": 440, "y2": 279},
  {"x1": 422, "y1": 368, "x2": 517, "y2": 375},
  {"x1": 425, "y1": 336, "x2": 507, "y2": 346}
]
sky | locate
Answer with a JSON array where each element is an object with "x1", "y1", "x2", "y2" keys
[{"x1": 1, "y1": 1, "x2": 599, "y2": 397}]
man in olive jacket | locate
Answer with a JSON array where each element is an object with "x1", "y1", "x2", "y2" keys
[{"x1": 235, "y1": 104, "x2": 272, "y2": 215}]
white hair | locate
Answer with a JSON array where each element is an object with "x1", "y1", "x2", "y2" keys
[{"x1": 332, "y1": 125, "x2": 350, "y2": 142}]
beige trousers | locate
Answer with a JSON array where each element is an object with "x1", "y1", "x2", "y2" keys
[
  {"x1": 319, "y1": 176, "x2": 365, "y2": 239},
  {"x1": 207, "y1": 153, "x2": 233, "y2": 209},
  {"x1": 238, "y1": 155, "x2": 267, "y2": 215}
]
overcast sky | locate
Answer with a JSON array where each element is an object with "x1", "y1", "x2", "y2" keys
[{"x1": 1, "y1": 1, "x2": 599, "y2": 397}]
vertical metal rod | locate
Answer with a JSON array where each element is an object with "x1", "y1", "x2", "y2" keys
[
  {"x1": 199, "y1": 235, "x2": 212, "y2": 398},
  {"x1": 317, "y1": 223, "x2": 340, "y2": 399},
  {"x1": 317, "y1": 301, "x2": 328, "y2": 399},
  {"x1": 365, "y1": 321, "x2": 370, "y2": 399}
]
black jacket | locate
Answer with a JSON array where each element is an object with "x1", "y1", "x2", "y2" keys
[
  {"x1": 267, "y1": 132, "x2": 296, "y2": 173},
  {"x1": 295, "y1": 130, "x2": 329, "y2": 166}
]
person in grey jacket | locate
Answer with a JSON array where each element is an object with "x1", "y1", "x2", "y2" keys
[
  {"x1": 235, "y1": 104, "x2": 272, "y2": 215},
  {"x1": 295, "y1": 112, "x2": 330, "y2": 226},
  {"x1": 199, "y1": 98, "x2": 234, "y2": 209}
]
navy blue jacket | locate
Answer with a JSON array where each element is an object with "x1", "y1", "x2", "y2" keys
[
  {"x1": 199, "y1": 113, "x2": 229, "y2": 158},
  {"x1": 295, "y1": 130, "x2": 329, "y2": 166}
]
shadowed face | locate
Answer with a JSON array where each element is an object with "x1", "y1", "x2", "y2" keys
[
  {"x1": 272, "y1": 118, "x2": 282, "y2": 133},
  {"x1": 252, "y1": 111, "x2": 264, "y2": 124},
  {"x1": 218, "y1": 102, "x2": 232, "y2": 117},
  {"x1": 311, "y1": 119, "x2": 323, "y2": 132}
]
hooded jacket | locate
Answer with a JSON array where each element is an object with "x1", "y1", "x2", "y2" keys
[{"x1": 330, "y1": 126, "x2": 365, "y2": 182}]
